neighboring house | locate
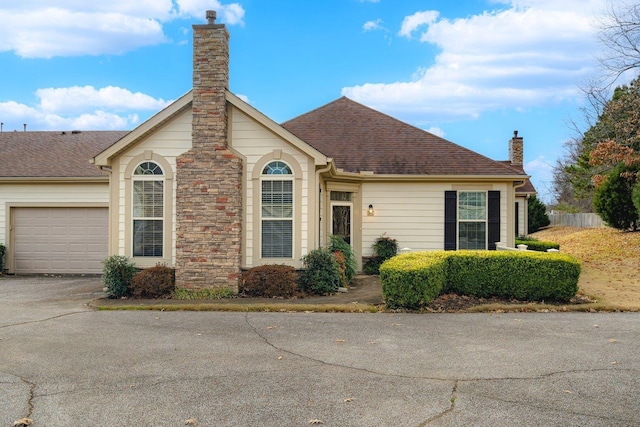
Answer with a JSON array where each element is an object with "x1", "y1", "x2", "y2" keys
[{"x1": 0, "y1": 11, "x2": 535, "y2": 288}]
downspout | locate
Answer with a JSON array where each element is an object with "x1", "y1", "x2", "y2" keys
[
  {"x1": 315, "y1": 160, "x2": 333, "y2": 249},
  {"x1": 513, "y1": 179, "x2": 527, "y2": 242}
]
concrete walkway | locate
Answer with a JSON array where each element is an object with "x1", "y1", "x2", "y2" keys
[{"x1": 1, "y1": 276, "x2": 639, "y2": 426}]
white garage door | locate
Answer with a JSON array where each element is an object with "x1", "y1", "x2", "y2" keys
[{"x1": 13, "y1": 207, "x2": 108, "y2": 274}]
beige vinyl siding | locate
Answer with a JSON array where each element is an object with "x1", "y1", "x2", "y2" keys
[
  {"x1": 0, "y1": 182, "x2": 109, "y2": 245},
  {"x1": 516, "y1": 196, "x2": 528, "y2": 236},
  {"x1": 112, "y1": 108, "x2": 192, "y2": 264},
  {"x1": 231, "y1": 107, "x2": 314, "y2": 268},
  {"x1": 361, "y1": 181, "x2": 511, "y2": 255}
]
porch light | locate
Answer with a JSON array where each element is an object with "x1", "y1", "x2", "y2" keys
[{"x1": 368, "y1": 204, "x2": 374, "y2": 216}]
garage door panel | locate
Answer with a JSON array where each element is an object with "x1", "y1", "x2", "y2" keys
[{"x1": 13, "y1": 207, "x2": 108, "y2": 274}]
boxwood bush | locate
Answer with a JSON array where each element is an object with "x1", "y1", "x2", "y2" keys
[
  {"x1": 381, "y1": 250, "x2": 580, "y2": 308},
  {"x1": 445, "y1": 251, "x2": 579, "y2": 301},
  {"x1": 102, "y1": 255, "x2": 137, "y2": 298},
  {"x1": 380, "y1": 252, "x2": 447, "y2": 309},
  {"x1": 298, "y1": 248, "x2": 341, "y2": 295},
  {"x1": 515, "y1": 237, "x2": 560, "y2": 252}
]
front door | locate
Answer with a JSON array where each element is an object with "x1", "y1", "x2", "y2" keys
[{"x1": 331, "y1": 202, "x2": 352, "y2": 245}]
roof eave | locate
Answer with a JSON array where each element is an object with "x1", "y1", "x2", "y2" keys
[{"x1": 0, "y1": 176, "x2": 109, "y2": 183}]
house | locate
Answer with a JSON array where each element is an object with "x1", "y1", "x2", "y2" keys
[{"x1": 0, "y1": 11, "x2": 534, "y2": 288}]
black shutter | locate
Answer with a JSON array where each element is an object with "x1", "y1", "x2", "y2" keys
[
  {"x1": 488, "y1": 191, "x2": 500, "y2": 250},
  {"x1": 444, "y1": 191, "x2": 457, "y2": 250}
]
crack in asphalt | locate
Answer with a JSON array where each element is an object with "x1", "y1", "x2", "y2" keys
[
  {"x1": 461, "y1": 386, "x2": 637, "y2": 425},
  {"x1": 0, "y1": 310, "x2": 92, "y2": 330},
  {"x1": 417, "y1": 380, "x2": 458, "y2": 427},
  {"x1": 1, "y1": 373, "x2": 36, "y2": 421},
  {"x1": 244, "y1": 313, "x2": 638, "y2": 425}
]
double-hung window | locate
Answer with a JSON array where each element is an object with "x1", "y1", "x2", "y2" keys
[
  {"x1": 132, "y1": 161, "x2": 164, "y2": 257},
  {"x1": 458, "y1": 191, "x2": 487, "y2": 250},
  {"x1": 261, "y1": 161, "x2": 293, "y2": 258}
]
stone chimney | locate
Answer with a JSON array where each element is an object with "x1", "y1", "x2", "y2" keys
[
  {"x1": 174, "y1": 10, "x2": 243, "y2": 290},
  {"x1": 509, "y1": 130, "x2": 523, "y2": 165}
]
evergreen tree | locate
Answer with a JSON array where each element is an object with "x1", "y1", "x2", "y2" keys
[
  {"x1": 593, "y1": 163, "x2": 639, "y2": 230},
  {"x1": 527, "y1": 195, "x2": 550, "y2": 233}
]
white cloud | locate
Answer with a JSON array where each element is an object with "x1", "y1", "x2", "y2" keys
[
  {"x1": 0, "y1": 86, "x2": 169, "y2": 131},
  {"x1": 235, "y1": 94, "x2": 251, "y2": 104},
  {"x1": 343, "y1": 1, "x2": 605, "y2": 124},
  {"x1": 363, "y1": 19, "x2": 384, "y2": 32},
  {"x1": 0, "y1": 0, "x2": 245, "y2": 58},
  {"x1": 399, "y1": 11, "x2": 439, "y2": 38},
  {"x1": 426, "y1": 127, "x2": 445, "y2": 138},
  {"x1": 525, "y1": 155, "x2": 555, "y2": 202},
  {"x1": 36, "y1": 86, "x2": 170, "y2": 114}
]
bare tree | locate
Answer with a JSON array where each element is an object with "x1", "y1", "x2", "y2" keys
[{"x1": 597, "y1": 1, "x2": 640, "y2": 84}]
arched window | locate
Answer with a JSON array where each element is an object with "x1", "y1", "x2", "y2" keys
[
  {"x1": 132, "y1": 161, "x2": 164, "y2": 257},
  {"x1": 261, "y1": 161, "x2": 293, "y2": 258}
]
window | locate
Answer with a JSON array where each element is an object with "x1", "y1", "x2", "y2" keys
[
  {"x1": 261, "y1": 161, "x2": 293, "y2": 258},
  {"x1": 132, "y1": 161, "x2": 164, "y2": 257},
  {"x1": 444, "y1": 190, "x2": 500, "y2": 251},
  {"x1": 458, "y1": 191, "x2": 487, "y2": 250}
]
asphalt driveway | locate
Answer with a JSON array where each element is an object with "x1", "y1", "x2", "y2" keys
[{"x1": 1, "y1": 276, "x2": 639, "y2": 426}]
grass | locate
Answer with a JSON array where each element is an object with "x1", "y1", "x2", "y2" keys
[
  {"x1": 95, "y1": 301, "x2": 379, "y2": 313},
  {"x1": 531, "y1": 226, "x2": 640, "y2": 311}
]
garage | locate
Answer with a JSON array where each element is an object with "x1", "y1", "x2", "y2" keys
[{"x1": 12, "y1": 207, "x2": 108, "y2": 274}]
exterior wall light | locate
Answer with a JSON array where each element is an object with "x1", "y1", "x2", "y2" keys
[{"x1": 368, "y1": 204, "x2": 374, "y2": 216}]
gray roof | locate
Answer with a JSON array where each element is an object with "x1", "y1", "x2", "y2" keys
[{"x1": 0, "y1": 131, "x2": 128, "y2": 178}]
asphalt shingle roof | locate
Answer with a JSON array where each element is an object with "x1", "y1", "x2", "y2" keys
[
  {"x1": 0, "y1": 131, "x2": 128, "y2": 178},
  {"x1": 282, "y1": 97, "x2": 525, "y2": 176}
]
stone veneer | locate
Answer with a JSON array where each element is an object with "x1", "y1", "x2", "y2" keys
[
  {"x1": 175, "y1": 11, "x2": 243, "y2": 289},
  {"x1": 509, "y1": 131, "x2": 523, "y2": 165}
]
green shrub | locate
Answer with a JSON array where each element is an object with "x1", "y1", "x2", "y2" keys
[
  {"x1": 329, "y1": 235, "x2": 357, "y2": 283},
  {"x1": 363, "y1": 235, "x2": 398, "y2": 275},
  {"x1": 515, "y1": 237, "x2": 560, "y2": 252},
  {"x1": 445, "y1": 251, "x2": 579, "y2": 301},
  {"x1": 528, "y1": 194, "x2": 551, "y2": 233},
  {"x1": 298, "y1": 248, "x2": 341, "y2": 295},
  {"x1": 380, "y1": 251, "x2": 580, "y2": 309},
  {"x1": 102, "y1": 255, "x2": 137, "y2": 298},
  {"x1": 130, "y1": 264, "x2": 175, "y2": 298},
  {"x1": 0, "y1": 243, "x2": 6, "y2": 273},
  {"x1": 172, "y1": 287, "x2": 235, "y2": 300},
  {"x1": 380, "y1": 252, "x2": 447, "y2": 309},
  {"x1": 240, "y1": 265, "x2": 298, "y2": 298}
]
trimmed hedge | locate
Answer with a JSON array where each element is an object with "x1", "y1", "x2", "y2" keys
[
  {"x1": 515, "y1": 238, "x2": 560, "y2": 252},
  {"x1": 381, "y1": 250, "x2": 580, "y2": 308},
  {"x1": 240, "y1": 265, "x2": 298, "y2": 298},
  {"x1": 130, "y1": 265, "x2": 176, "y2": 298},
  {"x1": 380, "y1": 252, "x2": 447, "y2": 309}
]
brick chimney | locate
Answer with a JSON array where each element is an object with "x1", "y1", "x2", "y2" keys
[
  {"x1": 174, "y1": 10, "x2": 243, "y2": 290},
  {"x1": 509, "y1": 130, "x2": 523, "y2": 165}
]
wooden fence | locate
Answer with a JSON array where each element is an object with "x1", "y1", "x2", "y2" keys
[{"x1": 547, "y1": 211, "x2": 605, "y2": 228}]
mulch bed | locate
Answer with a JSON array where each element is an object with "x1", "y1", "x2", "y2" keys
[{"x1": 418, "y1": 293, "x2": 596, "y2": 313}]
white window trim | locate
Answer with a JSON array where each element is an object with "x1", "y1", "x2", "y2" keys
[
  {"x1": 132, "y1": 161, "x2": 165, "y2": 258},
  {"x1": 457, "y1": 190, "x2": 488, "y2": 250},
  {"x1": 260, "y1": 162, "x2": 294, "y2": 259}
]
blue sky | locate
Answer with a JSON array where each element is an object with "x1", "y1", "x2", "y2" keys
[{"x1": 0, "y1": 0, "x2": 615, "y2": 202}]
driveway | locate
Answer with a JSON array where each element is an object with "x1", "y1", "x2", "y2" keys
[{"x1": 1, "y1": 276, "x2": 639, "y2": 426}]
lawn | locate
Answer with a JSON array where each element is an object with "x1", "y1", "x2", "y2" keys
[{"x1": 532, "y1": 226, "x2": 640, "y2": 311}]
